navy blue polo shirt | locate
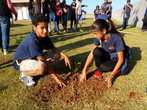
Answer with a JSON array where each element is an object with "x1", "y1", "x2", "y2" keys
[
  {"x1": 96, "y1": 14, "x2": 108, "y2": 21},
  {"x1": 94, "y1": 33, "x2": 125, "y2": 54},
  {"x1": 13, "y1": 32, "x2": 55, "y2": 61},
  {"x1": 94, "y1": 33, "x2": 130, "y2": 74}
]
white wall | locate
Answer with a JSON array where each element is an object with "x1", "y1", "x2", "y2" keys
[{"x1": 16, "y1": 6, "x2": 30, "y2": 20}]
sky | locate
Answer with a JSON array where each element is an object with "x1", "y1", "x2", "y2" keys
[{"x1": 66, "y1": 0, "x2": 139, "y2": 13}]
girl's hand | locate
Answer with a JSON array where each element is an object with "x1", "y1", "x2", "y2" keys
[
  {"x1": 105, "y1": 75, "x2": 113, "y2": 88},
  {"x1": 79, "y1": 71, "x2": 86, "y2": 83}
]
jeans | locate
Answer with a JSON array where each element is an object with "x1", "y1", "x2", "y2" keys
[
  {"x1": 70, "y1": 14, "x2": 77, "y2": 30},
  {"x1": 62, "y1": 15, "x2": 68, "y2": 30},
  {"x1": 49, "y1": 11, "x2": 59, "y2": 32},
  {"x1": 122, "y1": 16, "x2": 130, "y2": 29},
  {"x1": 0, "y1": 16, "x2": 10, "y2": 50}
]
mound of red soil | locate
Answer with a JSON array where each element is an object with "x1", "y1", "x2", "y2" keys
[{"x1": 30, "y1": 73, "x2": 108, "y2": 107}]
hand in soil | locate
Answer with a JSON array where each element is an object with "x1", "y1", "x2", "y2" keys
[
  {"x1": 50, "y1": 73, "x2": 66, "y2": 88},
  {"x1": 57, "y1": 80, "x2": 66, "y2": 88},
  {"x1": 63, "y1": 55, "x2": 71, "y2": 69},
  {"x1": 105, "y1": 76, "x2": 112, "y2": 88},
  {"x1": 79, "y1": 73, "x2": 86, "y2": 83}
]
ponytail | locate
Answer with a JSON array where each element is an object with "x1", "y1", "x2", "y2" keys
[
  {"x1": 91, "y1": 19, "x2": 119, "y2": 34},
  {"x1": 107, "y1": 19, "x2": 119, "y2": 34}
]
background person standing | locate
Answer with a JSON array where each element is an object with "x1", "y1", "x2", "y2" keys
[
  {"x1": 0, "y1": 0, "x2": 17, "y2": 55},
  {"x1": 121, "y1": 0, "x2": 133, "y2": 30},
  {"x1": 101, "y1": 0, "x2": 112, "y2": 19}
]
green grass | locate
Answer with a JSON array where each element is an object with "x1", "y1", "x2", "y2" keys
[{"x1": 0, "y1": 19, "x2": 147, "y2": 110}]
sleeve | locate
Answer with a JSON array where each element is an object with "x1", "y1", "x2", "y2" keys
[
  {"x1": 115, "y1": 36, "x2": 125, "y2": 52},
  {"x1": 28, "y1": 39, "x2": 43, "y2": 58}
]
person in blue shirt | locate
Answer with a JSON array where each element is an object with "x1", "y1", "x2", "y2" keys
[
  {"x1": 79, "y1": 19, "x2": 130, "y2": 88},
  {"x1": 13, "y1": 15, "x2": 71, "y2": 87},
  {"x1": 121, "y1": 0, "x2": 133, "y2": 30}
]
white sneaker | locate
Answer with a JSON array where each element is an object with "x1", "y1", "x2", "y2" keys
[
  {"x1": 3, "y1": 49, "x2": 7, "y2": 55},
  {"x1": 19, "y1": 72, "x2": 35, "y2": 86}
]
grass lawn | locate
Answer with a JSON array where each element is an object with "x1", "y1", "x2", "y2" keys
[{"x1": 0, "y1": 19, "x2": 147, "y2": 110}]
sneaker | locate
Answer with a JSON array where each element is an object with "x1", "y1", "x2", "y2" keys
[
  {"x1": 93, "y1": 70, "x2": 103, "y2": 79},
  {"x1": 3, "y1": 49, "x2": 7, "y2": 55},
  {"x1": 19, "y1": 73, "x2": 35, "y2": 86}
]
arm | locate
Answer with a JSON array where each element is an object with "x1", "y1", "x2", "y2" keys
[
  {"x1": 51, "y1": 48, "x2": 71, "y2": 68},
  {"x1": 7, "y1": 0, "x2": 17, "y2": 20},
  {"x1": 105, "y1": 51, "x2": 124, "y2": 88},
  {"x1": 110, "y1": 51, "x2": 124, "y2": 78},
  {"x1": 50, "y1": 73, "x2": 66, "y2": 87},
  {"x1": 127, "y1": 3, "x2": 133, "y2": 10},
  {"x1": 79, "y1": 45, "x2": 97, "y2": 82}
]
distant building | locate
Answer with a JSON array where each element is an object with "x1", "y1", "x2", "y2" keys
[{"x1": 12, "y1": 0, "x2": 30, "y2": 20}]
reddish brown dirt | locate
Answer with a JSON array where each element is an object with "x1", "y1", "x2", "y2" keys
[
  {"x1": 30, "y1": 73, "x2": 108, "y2": 107},
  {"x1": 128, "y1": 91, "x2": 143, "y2": 101}
]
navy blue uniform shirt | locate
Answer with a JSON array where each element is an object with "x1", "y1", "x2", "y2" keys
[
  {"x1": 94, "y1": 33, "x2": 125, "y2": 54},
  {"x1": 13, "y1": 32, "x2": 55, "y2": 61}
]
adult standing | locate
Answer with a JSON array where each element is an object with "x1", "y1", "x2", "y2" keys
[
  {"x1": 28, "y1": 0, "x2": 34, "y2": 20},
  {"x1": 76, "y1": 0, "x2": 82, "y2": 30},
  {"x1": 101, "y1": 0, "x2": 112, "y2": 19},
  {"x1": 55, "y1": 0, "x2": 62, "y2": 32},
  {"x1": 94, "y1": 5, "x2": 101, "y2": 20},
  {"x1": 61, "y1": 0, "x2": 69, "y2": 32},
  {"x1": 0, "y1": 0, "x2": 17, "y2": 55},
  {"x1": 49, "y1": 0, "x2": 58, "y2": 32},
  {"x1": 70, "y1": 0, "x2": 77, "y2": 31},
  {"x1": 121, "y1": 0, "x2": 133, "y2": 30}
]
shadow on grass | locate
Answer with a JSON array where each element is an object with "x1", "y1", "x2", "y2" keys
[
  {"x1": 51, "y1": 26, "x2": 91, "y2": 42},
  {"x1": 9, "y1": 36, "x2": 26, "y2": 52},
  {"x1": 11, "y1": 32, "x2": 30, "y2": 37},
  {"x1": 11, "y1": 23, "x2": 26, "y2": 27},
  {"x1": 127, "y1": 47, "x2": 142, "y2": 74},
  {"x1": 0, "y1": 83, "x2": 8, "y2": 91},
  {"x1": 58, "y1": 37, "x2": 94, "y2": 52},
  {"x1": 52, "y1": 51, "x2": 89, "y2": 74},
  {"x1": 0, "y1": 60, "x2": 13, "y2": 69}
]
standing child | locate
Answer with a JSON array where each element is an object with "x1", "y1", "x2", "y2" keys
[
  {"x1": 13, "y1": 15, "x2": 71, "y2": 87},
  {"x1": 79, "y1": 19, "x2": 130, "y2": 88}
]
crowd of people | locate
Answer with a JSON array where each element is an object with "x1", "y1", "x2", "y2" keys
[
  {"x1": 28, "y1": 0, "x2": 85, "y2": 33},
  {"x1": 94, "y1": 0, "x2": 134, "y2": 30}
]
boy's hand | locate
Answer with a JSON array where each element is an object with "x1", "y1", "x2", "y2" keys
[
  {"x1": 60, "y1": 53, "x2": 71, "y2": 69},
  {"x1": 56, "y1": 80, "x2": 66, "y2": 88},
  {"x1": 50, "y1": 73, "x2": 66, "y2": 88},
  {"x1": 46, "y1": 58, "x2": 55, "y2": 63},
  {"x1": 63, "y1": 55, "x2": 71, "y2": 69}
]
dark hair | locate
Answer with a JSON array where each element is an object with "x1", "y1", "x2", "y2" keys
[
  {"x1": 91, "y1": 19, "x2": 119, "y2": 34},
  {"x1": 127, "y1": 0, "x2": 131, "y2": 3},
  {"x1": 32, "y1": 14, "x2": 49, "y2": 26}
]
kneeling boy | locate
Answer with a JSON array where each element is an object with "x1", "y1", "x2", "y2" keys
[{"x1": 13, "y1": 15, "x2": 71, "y2": 87}]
